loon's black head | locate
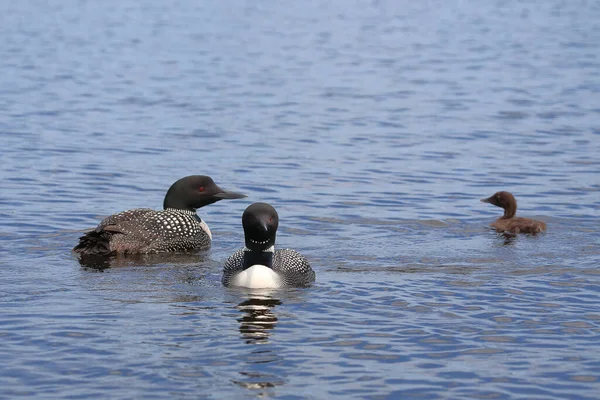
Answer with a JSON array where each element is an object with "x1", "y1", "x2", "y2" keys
[
  {"x1": 242, "y1": 202, "x2": 279, "y2": 251},
  {"x1": 163, "y1": 175, "x2": 246, "y2": 211}
]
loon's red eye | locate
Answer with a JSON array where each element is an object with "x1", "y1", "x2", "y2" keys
[{"x1": 198, "y1": 187, "x2": 205, "y2": 192}]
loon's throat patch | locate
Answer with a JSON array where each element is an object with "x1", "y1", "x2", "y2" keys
[{"x1": 243, "y1": 251, "x2": 273, "y2": 270}]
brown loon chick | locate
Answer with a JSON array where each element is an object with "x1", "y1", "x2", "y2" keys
[
  {"x1": 481, "y1": 191, "x2": 547, "y2": 234},
  {"x1": 73, "y1": 175, "x2": 246, "y2": 255}
]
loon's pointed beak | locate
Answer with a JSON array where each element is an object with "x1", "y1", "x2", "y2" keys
[
  {"x1": 259, "y1": 219, "x2": 269, "y2": 232},
  {"x1": 481, "y1": 197, "x2": 492, "y2": 203},
  {"x1": 213, "y1": 188, "x2": 247, "y2": 200}
]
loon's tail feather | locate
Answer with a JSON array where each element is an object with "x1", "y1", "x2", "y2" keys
[{"x1": 73, "y1": 230, "x2": 114, "y2": 256}]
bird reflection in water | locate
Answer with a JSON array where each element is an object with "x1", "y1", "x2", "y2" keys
[
  {"x1": 232, "y1": 371, "x2": 285, "y2": 390},
  {"x1": 233, "y1": 294, "x2": 285, "y2": 392},
  {"x1": 237, "y1": 294, "x2": 282, "y2": 344},
  {"x1": 501, "y1": 232, "x2": 517, "y2": 246},
  {"x1": 76, "y1": 252, "x2": 207, "y2": 271}
]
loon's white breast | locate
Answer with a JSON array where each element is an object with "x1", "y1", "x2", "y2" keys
[
  {"x1": 198, "y1": 219, "x2": 212, "y2": 240},
  {"x1": 231, "y1": 264, "x2": 282, "y2": 289}
]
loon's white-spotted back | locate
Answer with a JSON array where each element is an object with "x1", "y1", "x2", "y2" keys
[
  {"x1": 222, "y1": 202, "x2": 315, "y2": 289},
  {"x1": 73, "y1": 175, "x2": 246, "y2": 256}
]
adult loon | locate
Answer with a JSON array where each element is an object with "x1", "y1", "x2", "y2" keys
[
  {"x1": 222, "y1": 202, "x2": 315, "y2": 289},
  {"x1": 481, "y1": 191, "x2": 547, "y2": 234},
  {"x1": 73, "y1": 175, "x2": 246, "y2": 255}
]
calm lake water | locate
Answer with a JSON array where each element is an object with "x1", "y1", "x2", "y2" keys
[{"x1": 1, "y1": 0, "x2": 600, "y2": 398}]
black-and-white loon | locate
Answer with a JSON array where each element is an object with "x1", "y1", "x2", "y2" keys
[
  {"x1": 73, "y1": 175, "x2": 246, "y2": 255},
  {"x1": 222, "y1": 202, "x2": 315, "y2": 289}
]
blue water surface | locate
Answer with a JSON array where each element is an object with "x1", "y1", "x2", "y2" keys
[{"x1": 1, "y1": 0, "x2": 599, "y2": 398}]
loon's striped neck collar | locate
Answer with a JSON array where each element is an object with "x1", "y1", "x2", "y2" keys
[
  {"x1": 165, "y1": 208, "x2": 197, "y2": 216},
  {"x1": 244, "y1": 245, "x2": 274, "y2": 253}
]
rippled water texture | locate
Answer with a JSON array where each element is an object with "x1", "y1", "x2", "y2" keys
[{"x1": 1, "y1": 0, "x2": 599, "y2": 398}]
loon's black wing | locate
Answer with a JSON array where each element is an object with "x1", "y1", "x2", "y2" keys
[
  {"x1": 96, "y1": 208, "x2": 155, "y2": 233},
  {"x1": 222, "y1": 248, "x2": 246, "y2": 286},
  {"x1": 273, "y1": 249, "x2": 315, "y2": 287}
]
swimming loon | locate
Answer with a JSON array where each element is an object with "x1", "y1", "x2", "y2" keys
[
  {"x1": 222, "y1": 202, "x2": 315, "y2": 289},
  {"x1": 481, "y1": 191, "x2": 547, "y2": 234},
  {"x1": 73, "y1": 175, "x2": 246, "y2": 255}
]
